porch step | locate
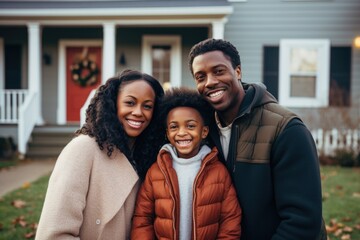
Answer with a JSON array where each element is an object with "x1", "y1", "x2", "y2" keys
[{"x1": 25, "y1": 125, "x2": 79, "y2": 159}]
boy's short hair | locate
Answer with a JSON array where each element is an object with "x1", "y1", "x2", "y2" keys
[{"x1": 160, "y1": 87, "x2": 213, "y2": 127}]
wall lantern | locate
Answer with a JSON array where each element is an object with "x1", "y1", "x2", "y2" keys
[
  {"x1": 119, "y1": 52, "x2": 126, "y2": 65},
  {"x1": 354, "y1": 36, "x2": 360, "y2": 49},
  {"x1": 43, "y1": 53, "x2": 52, "y2": 65}
]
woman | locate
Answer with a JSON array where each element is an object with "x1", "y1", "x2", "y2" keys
[{"x1": 36, "y1": 69, "x2": 164, "y2": 240}]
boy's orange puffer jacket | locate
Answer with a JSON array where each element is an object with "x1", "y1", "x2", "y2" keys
[{"x1": 131, "y1": 147, "x2": 242, "y2": 240}]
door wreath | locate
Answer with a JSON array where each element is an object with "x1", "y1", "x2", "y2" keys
[{"x1": 70, "y1": 58, "x2": 99, "y2": 87}]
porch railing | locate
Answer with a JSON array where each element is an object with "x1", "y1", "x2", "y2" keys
[
  {"x1": 0, "y1": 89, "x2": 29, "y2": 123},
  {"x1": 311, "y1": 128, "x2": 360, "y2": 156},
  {"x1": 18, "y1": 92, "x2": 38, "y2": 156}
]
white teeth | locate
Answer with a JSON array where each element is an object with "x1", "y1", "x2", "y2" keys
[
  {"x1": 209, "y1": 90, "x2": 224, "y2": 98},
  {"x1": 177, "y1": 140, "x2": 191, "y2": 146},
  {"x1": 128, "y1": 120, "x2": 142, "y2": 126}
]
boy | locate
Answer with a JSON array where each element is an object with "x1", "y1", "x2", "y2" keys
[{"x1": 131, "y1": 87, "x2": 241, "y2": 240}]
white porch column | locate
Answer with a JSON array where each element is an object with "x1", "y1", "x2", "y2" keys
[
  {"x1": 0, "y1": 38, "x2": 4, "y2": 91},
  {"x1": 212, "y1": 19, "x2": 227, "y2": 39},
  {"x1": 102, "y1": 22, "x2": 116, "y2": 83},
  {"x1": 27, "y1": 22, "x2": 44, "y2": 125}
]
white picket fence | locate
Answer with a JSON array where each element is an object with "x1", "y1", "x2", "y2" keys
[{"x1": 311, "y1": 128, "x2": 360, "y2": 156}]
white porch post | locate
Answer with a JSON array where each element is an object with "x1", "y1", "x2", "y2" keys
[
  {"x1": 212, "y1": 19, "x2": 227, "y2": 39},
  {"x1": 102, "y1": 22, "x2": 116, "y2": 83},
  {"x1": 0, "y1": 38, "x2": 4, "y2": 91},
  {"x1": 27, "y1": 22, "x2": 44, "y2": 125}
]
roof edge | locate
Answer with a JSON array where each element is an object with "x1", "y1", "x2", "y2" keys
[{"x1": 0, "y1": 6, "x2": 233, "y2": 17}]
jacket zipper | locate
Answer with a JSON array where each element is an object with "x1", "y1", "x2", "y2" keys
[
  {"x1": 192, "y1": 152, "x2": 216, "y2": 240},
  {"x1": 158, "y1": 160, "x2": 177, "y2": 240},
  {"x1": 227, "y1": 124, "x2": 239, "y2": 173}
]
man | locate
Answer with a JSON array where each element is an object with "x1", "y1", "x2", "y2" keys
[{"x1": 188, "y1": 38, "x2": 326, "y2": 240}]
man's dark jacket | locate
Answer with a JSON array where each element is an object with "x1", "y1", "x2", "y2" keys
[{"x1": 209, "y1": 83, "x2": 326, "y2": 240}]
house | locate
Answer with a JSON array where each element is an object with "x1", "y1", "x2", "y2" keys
[{"x1": 0, "y1": 0, "x2": 359, "y2": 157}]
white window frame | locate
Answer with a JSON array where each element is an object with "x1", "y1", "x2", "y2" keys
[
  {"x1": 279, "y1": 39, "x2": 330, "y2": 107},
  {"x1": 141, "y1": 35, "x2": 182, "y2": 88}
]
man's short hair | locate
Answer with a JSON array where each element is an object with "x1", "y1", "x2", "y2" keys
[{"x1": 188, "y1": 38, "x2": 241, "y2": 76}]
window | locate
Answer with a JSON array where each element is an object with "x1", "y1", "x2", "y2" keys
[
  {"x1": 142, "y1": 35, "x2": 181, "y2": 90},
  {"x1": 151, "y1": 45, "x2": 171, "y2": 89},
  {"x1": 279, "y1": 39, "x2": 330, "y2": 107},
  {"x1": 263, "y1": 43, "x2": 351, "y2": 107}
]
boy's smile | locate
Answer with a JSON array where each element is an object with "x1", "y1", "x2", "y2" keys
[{"x1": 166, "y1": 106, "x2": 209, "y2": 159}]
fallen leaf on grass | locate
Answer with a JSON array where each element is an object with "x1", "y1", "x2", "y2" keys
[
  {"x1": 326, "y1": 218, "x2": 354, "y2": 237},
  {"x1": 28, "y1": 222, "x2": 38, "y2": 230},
  {"x1": 24, "y1": 232, "x2": 35, "y2": 239},
  {"x1": 0, "y1": 223, "x2": 3, "y2": 231},
  {"x1": 322, "y1": 192, "x2": 330, "y2": 200},
  {"x1": 22, "y1": 181, "x2": 31, "y2": 189},
  {"x1": 11, "y1": 199, "x2": 26, "y2": 208},
  {"x1": 334, "y1": 229, "x2": 343, "y2": 236},
  {"x1": 352, "y1": 192, "x2": 360, "y2": 198},
  {"x1": 343, "y1": 226, "x2": 353, "y2": 233},
  {"x1": 12, "y1": 216, "x2": 27, "y2": 227},
  {"x1": 342, "y1": 217, "x2": 352, "y2": 222},
  {"x1": 341, "y1": 234, "x2": 351, "y2": 240},
  {"x1": 336, "y1": 185, "x2": 343, "y2": 190},
  {"x1": 354, "y1": 224, "x2": 360, "y2": 230}
]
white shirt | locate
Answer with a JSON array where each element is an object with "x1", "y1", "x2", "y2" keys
[
  {"x1": 215, "y1": 112, "x2": 232, "y2": 160},
  {"x1": 161, "y1": 144, "x2": 211, "y2": 240}
]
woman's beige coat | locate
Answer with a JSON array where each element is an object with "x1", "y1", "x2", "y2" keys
[{"x1": 36, "y1": 135, "x2": 140, "y2": 240}]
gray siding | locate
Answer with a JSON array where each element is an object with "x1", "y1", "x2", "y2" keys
[{"x1": 225, "y1": 0, "x2": 360, "y2": 129}]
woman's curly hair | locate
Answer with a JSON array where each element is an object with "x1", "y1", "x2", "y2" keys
[
  {"x1": 159, "y1": 87, "x2": 214, "y2": 131},
  {"x1": 75, "y1": 69, "x2": 164, "y2": 180}
]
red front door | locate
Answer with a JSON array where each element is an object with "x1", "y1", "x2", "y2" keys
[{"x1": 66, "y1": 46, "x2": 102, "y2": 122}]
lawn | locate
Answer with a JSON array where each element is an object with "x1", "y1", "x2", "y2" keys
[
  {"x1": 0, "y1": 166, "x2": 359, "y2": 239},
  {"x1": 321, "y1": 166, "x2": 360, "y2": 240}
]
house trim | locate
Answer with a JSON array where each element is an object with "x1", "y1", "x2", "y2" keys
[
  {"x1": 141, "y1": 35, "x2": 182, "y2": 88},
  {"x1": 57, "y1": 39, "x2": 102, "y2": 125},
  {"x1": 0, "y1": 18, "x2": 226, "y2": 26},
  {"x1": 0, "y1": 6, "x2": 233, "y2": 17}
]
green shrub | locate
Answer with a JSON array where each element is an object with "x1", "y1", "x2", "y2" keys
[
  {"x1": 0, "y1": 137, "x2": 17, "y2": 159},
  {"x1": 319, "y1": 155, "x2": 337, "y2": 166},
  {"x1": 333, "y1": 149, "x2": 356, "y2": 167}
]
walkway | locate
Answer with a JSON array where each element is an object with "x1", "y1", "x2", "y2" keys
[{"x1": 0, "y1": 159, "x2": 56, "y2": 197}]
